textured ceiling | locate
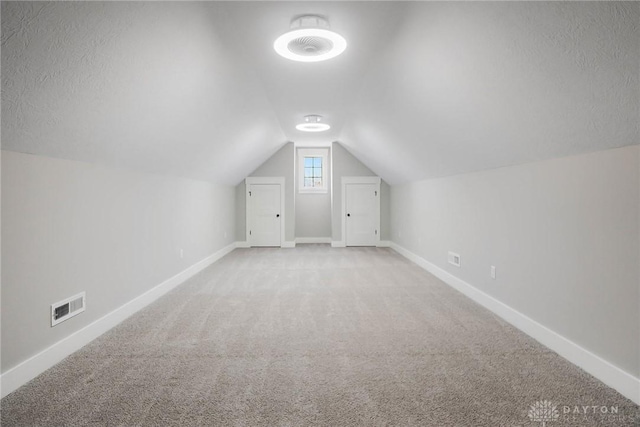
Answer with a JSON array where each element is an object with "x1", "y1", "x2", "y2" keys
[
  {"x1": 2, "y1": 2, "x2": 638, "y2": 185},
  {"x1": 340, "y1": 1, "x2": 640, "y2": 183},
  {"x1": 1, "y1": 2, "x2": 286, "y2": 185}
]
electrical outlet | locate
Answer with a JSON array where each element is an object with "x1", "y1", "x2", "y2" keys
[
  {"x1": 448, "y1": 251, "x2": 461, "y2": 267},
  {"x1": 179, "y1": 248, "x2": 184, "y2": 259},
  {"x1": 224, "y1": 231, "x2": 228, "y2": 239},
  {"x1": 491, "y1": 265, "x2": 496, "y2": 279}
]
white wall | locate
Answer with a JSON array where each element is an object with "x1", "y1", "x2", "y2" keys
[
  {"x1": 390, "y1": 145, "x2": 640, "y2": 378},
  {"x1": 380, "y1": 181, "x2": 391, "y2": 242},
  {"x1": 1, "y1": 151, "x2": 236, "y2": 374},
  {"x1": 295, "y1": 194, "x2": 331, "y2": 239},
  {"x1": 235, "y1": 182, "x2": 247, "y2": 242}
]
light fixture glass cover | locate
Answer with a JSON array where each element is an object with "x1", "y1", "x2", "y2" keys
[
  {"x1": 296, "y1": 115, "x2": 331, "y2": 132},
  {"x1": 274, "y1": 15, "x2": 347, "y2": 62}
]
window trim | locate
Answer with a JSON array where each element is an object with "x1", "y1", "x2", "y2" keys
[{"x1": 298, "y1": 148, "x2": 328, "y2": 193}]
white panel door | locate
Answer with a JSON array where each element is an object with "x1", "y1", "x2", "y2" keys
[
  {"x1": 249, "y1": 184, "x2": 281, "y2": 247},
  {"x1": 345, "y1": 183, "x2": 377, "y2": 247}
]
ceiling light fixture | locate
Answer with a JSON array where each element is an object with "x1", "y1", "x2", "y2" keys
[
  {"x1": 296, "y1": 115, "x2": 331, "y2": 132},
  {"x1": 274, "y1": 15, "x2": 347, "y2": 62}
]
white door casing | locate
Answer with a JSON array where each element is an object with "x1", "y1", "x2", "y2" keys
[
  {"x1": 342, "y1": 177, "x2": 381, "y2": 247},
  {"x1": 246, "y1": 177, "x2": 285, "y2": 247}
]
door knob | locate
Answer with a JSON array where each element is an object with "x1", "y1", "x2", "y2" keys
[
  {"x1": 276, "y1": 214, "x2": 280, "y2": 218},
  {"x1": 347, "y1": 213, "x2": 351, "y2": 217}
]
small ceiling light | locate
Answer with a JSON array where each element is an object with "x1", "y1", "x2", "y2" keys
[
  {"x1": 274, "y1": 15, "x2": 347, "y2": 62},
  {"x1": 296, "y1": 115, "x2": 331, "y2": 132}
]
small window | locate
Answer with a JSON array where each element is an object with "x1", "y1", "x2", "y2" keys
[
  {"x1": 304, "y1": 156, "x2": 323, "y2": 189},
  {"x1": 298, "y1": 148, "x2": 328, "y2": 193}
]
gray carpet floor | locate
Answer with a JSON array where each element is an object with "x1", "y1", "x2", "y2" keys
[{"x1": 2, "y1": 245, "x2": 638, "y2": 426}]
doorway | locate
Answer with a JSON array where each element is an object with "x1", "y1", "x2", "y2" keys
[
  {"x1": 246, "y1": 177, "x2": 285, "y2": 247},
  {"x1": 342, "y1": 177, "x2": 380, "y2": 247}
]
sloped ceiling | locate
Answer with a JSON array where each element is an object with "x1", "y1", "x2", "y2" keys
[
  {"x1": 2, "y1": 2, "x2": 638, "y2": 185},
  {"x1": 340, "y1": 2, "x2": 640, "y2": 183},
  {"x1": 1, "y1": 2, "x2": 286, "y2": 186}
]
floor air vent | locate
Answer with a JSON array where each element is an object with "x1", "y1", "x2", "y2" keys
[{"x1": 51, "y1": 292, "x2": 85, "y2": 326}]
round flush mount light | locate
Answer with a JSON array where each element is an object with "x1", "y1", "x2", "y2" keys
[
  {"x1": 296, "y1": 115, "x2": 331, "y2": 132},
  {"x1": 274, "y1": 15, "x2": 347, "y2": 62}
]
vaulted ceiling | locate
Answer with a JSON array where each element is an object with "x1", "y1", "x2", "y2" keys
[{"x1": 2, "y1": 2, "x2": 638, "y2": 185}]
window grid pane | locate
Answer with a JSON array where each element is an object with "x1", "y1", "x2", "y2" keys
[{"x1": 303, "y1": 157, "x2": 323, "y2": 188}]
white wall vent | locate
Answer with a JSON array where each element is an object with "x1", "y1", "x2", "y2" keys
[
  {"x1": 51, "y1": 292, "x2": 86, "y2": 327},
  {"x1": 448, "y1": 251, "x2": 461, "y2": 267}
]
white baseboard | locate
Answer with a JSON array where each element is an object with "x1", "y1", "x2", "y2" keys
[
  {"x1": 390, "y1": 242, "x2": 640, "y2": 405},
  {"x1": 0, "y1": 242, "x2": 237, "y2": 399},
  {"x1": 330, "y1": 241, "x2": 390, "y2": 248},
  {"x1": 236, "y1": 241, "x2": 296, "y2": 249},
  {"x1": 295, "y1": 237, "x2": 331, "y2": 244}
]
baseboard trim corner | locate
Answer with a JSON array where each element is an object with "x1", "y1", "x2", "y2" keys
[
  {"x1": 281, "y1": 241, "x2": 296, "y2": 248},
  {"x1": 235, "y1": 241, "x2": 250, "y2": 248},
  {"x1": 376, "y1": 240, "x2": 391, "y2": 248},
  {"x1": 389, "y1": 242, "x2": 640, "y2": 405},
  {"x1": 331, "y1": 241, "x2": 346, "y2": 248},
  {"x1": 0, "y1": 242, "x2": 236, "y2": 399}
]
